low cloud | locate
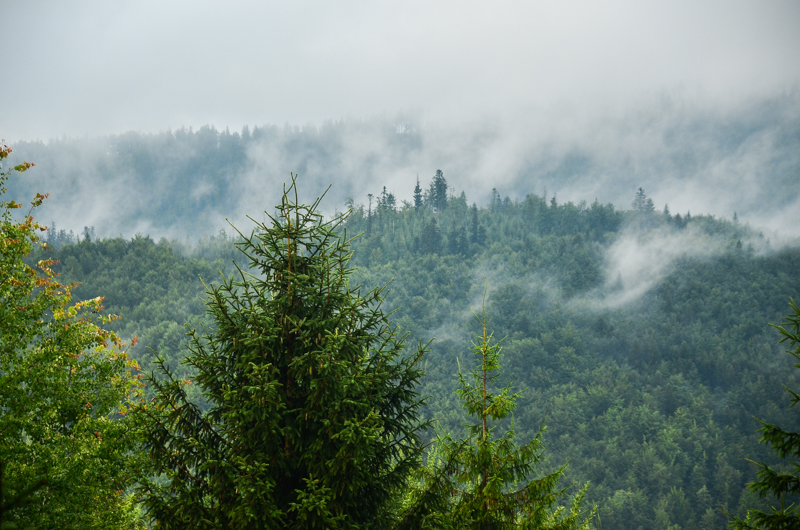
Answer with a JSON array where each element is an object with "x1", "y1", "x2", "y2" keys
[
  {"x1": 6, "y1": 92, "x2": 800, "y2": 242},
  {"x1": 591, "y1": 217, "x2": 798, "y2": 309},
  {"x1": 600, "y1": 224, "x2": 727, "y2": 307}
]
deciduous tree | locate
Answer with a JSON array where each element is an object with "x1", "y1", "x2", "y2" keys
[{"x1": 0, "y1": 142, "x2": 142, "y2": 529}]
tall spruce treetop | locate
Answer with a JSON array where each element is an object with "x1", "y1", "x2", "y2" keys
[
  {"x1": 413, "y1": 177, "x2": 423, "y2": 210},
  {"x1": 429, "y1": 170, "x2": 448, "y2": 212},
  {"x1": 411, "y1": 295, "x2": 594, "y2": 530},
  {"x1": 137, "y1": 177, "x2": 429, "y2": 529},
  {"x1": 631, "y1": 187, "x2": 655, "y2": 213}
]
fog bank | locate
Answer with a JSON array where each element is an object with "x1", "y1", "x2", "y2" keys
[{"x1": 6, "y1": 92, "x2": 799, "y2": 240}]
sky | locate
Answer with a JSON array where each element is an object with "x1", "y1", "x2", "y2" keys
[{"x1": 3, "y1": 0, "x2": 800, "y2": 142}]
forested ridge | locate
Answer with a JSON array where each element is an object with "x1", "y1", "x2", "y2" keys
[
  {"x1": 9, "y1": 93, "x2": 800, "y2": 242},
  {"x1": 24, "y1": 170, "x2": 800, "y2": 529}
]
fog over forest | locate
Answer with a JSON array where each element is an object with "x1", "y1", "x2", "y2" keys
[
  {"x1": 7, "y1": 1, "x2": 800, "y2": 526},
  {"x1": 8, "y1": 91, "x2": 800, "y2": 242}
]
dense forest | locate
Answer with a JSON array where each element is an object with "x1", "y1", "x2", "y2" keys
[
  {"x1": 8, "y1": 92, "x2": 800, "y2": 242},
  {"x1": 16, "y1": 164, "x2": 800, "y2": 528}
]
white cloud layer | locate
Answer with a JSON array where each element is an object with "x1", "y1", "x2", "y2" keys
[{"x1": 2, "y1": 0, "x2": 799, "y2": 141}]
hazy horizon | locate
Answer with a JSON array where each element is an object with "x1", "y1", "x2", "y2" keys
[{"x1": 3, "y1": 1, "x2": 799, "y2": 239}]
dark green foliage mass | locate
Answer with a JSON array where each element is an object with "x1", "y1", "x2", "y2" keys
[
  {"x1": 442, "y1": 302, "x2": 593, "y2": 529},
  {"x1": 427, "y1": 170, "x2": 449, "y2": 212},
  {"x1": 41, "y1": 173, "x2": 800, "y2": 528},
  {"x1": 730, "y1": 300, "x2": 800, "y2": 529},
  {"x1": 340, "y1": 180, "x2": 799, "y2": 529},
  {"x1": 134, "y1": 179, "x2": 429, "y2": 528}
]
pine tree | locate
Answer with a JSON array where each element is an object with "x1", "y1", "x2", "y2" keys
[
  {"x1": 730, "y1": 299, "x2": 800, "y2": 529},
  {"x1": 136, "y1": 177, "x2": 429, "y2": 529},
  {"x1": 433, "y1": 296, "x2": 594, "y2": 529}
]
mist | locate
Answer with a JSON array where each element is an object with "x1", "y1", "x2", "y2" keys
[
  {"x1": 4, "y1": 1, "x2": 800, "y2": 142},
  {"x1": 3, "y1": 1, "x2": 799, "y2": 241},
  {"x1": 6, "y1": 91, "x2": 799, "y2": 242}
]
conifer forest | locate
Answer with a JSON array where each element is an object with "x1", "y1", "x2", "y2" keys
[{"x1": 3, "y1": 119, "x2": 800, "y2": 529}]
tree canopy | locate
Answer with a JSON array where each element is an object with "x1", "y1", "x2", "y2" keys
[
  {"x1": 442, "y1": 298, "x2": 594, "y2": 529},
  {"x1": 136, "y1": 177, "x2": 430, "y2": 528},
  {"x1": 19, "y1": 167, "x2": 800, "y2": 528},
  {"x1": 0, "y1": 142, "x2": 143, "y2": 529},
  {"x1": 730, "y1": 300, "x2": 800, "y2": 529}
]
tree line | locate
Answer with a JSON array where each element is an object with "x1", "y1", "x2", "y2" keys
[{"x1": 3, "y1": 152, "x2": 799, "y2": 528}]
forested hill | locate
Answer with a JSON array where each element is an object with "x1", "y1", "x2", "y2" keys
[
  {"x1": 10, "y1": 92, "x2": 800, "y2": 241},
  {"x1": 34, "y1": 179, "x2": 800, "y2": 529}
]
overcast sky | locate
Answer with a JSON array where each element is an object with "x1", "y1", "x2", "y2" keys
[{"x1": 3, "y1": 0, "x2": 800, "y2": 142}]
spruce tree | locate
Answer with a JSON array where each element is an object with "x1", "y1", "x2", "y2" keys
[
  {"x1": 730, "y1": 299, "x2": 800, "y2": 529},
  {"x1": 414, "y1": 178, "x2": 423, "y2": 210},
  {"x1": 469, "y1": 204, "x2": 480, "y2": 245},
  {"x1": 429, "y1": 170, "x2": 448, "y2": 212},
  {"x1": 490, "y1": 188, "x2": 501, "y2": 213},
  {"x1": 422, "y1": 296, "x2": 594, "y2": 529},
  {"x1": 631, "y1": 187, "x2": 648, "y2": 212},
  {"x1": 419, "y1": 217, "x2": 442, "y2": 255},
  {"x1": 136, "y1": 177, "x2": 429, "y2": 529}
]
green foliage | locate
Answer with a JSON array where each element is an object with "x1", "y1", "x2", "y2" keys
[
  {"x1": 0, "y1": 143, "x2": 143, "y2": 528},
  {"x1": 135, "y1": 178, "x2": 429, "y2": 528},
  {"x1": 730, "y1": 300, "x2": 800, "y2": 529},
  {"x1": 39, "y1": 171, "x2": 800, "y2": 528},
  {"x1": 413, "y1": 178, "x2": 423, "y2": 210},
  {"x1": 427, "y1": 170, "x2": 448, "y2": 212},
  {"x1": 418, "y1": 217, "x2": 443, "y2": 255},
  {"x1": 631, "y1": 187, "x2": 655, "y2": 213},
  {"x1": 440, "y1": 299, "x2": 594, "y2": 529}
]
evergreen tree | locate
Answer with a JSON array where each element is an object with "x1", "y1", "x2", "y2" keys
[
  {"x1": 447, "y1": 226, "x2": 468, "y2": 256},
  {"x1": 490, "y1": 188, "x2": 501, "y2": 213},
  {"x1": 470, "y1": 204, "x2": 480, "y2": 244},
  {"x1": 379, "y1": 186, "x2": 397, "y2": 213},
  {"x1": 436, "y1": 297, "x2": 595, "y2": 529},
  {"x1": 136, "y1": 177, "x2": 429, "y2": 529},
  {"x1": 632, "y1": 187, "x2": 648, "y2": 212},
  {"x1": 414, "y1": 178, "x2": 423, "y2": 211},
  {"x1": 429, "y1": 170, "x2": 448, "y2": 212},
  {"x1": 730, "y1": 300, "x2": 800, "y2": 529},
  {"x1": 419, "y1": 217, "x2": 442, "y2": 255},
  {"x1": 477, "y1": 224, "x2": 487, "y2": 246},
  {"x1": 367, "y1": 192, "x2": 374, "y2": 236}
]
